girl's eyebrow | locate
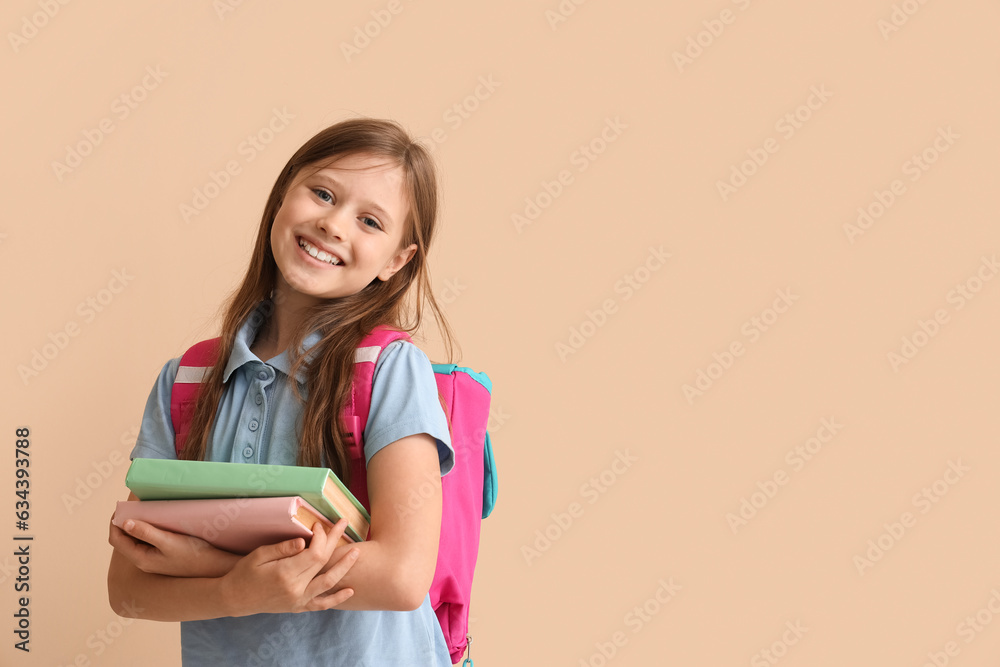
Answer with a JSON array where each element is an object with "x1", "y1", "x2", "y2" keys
[{"x1": 310, "y1": 172, "x2": 395, "y2": 228}]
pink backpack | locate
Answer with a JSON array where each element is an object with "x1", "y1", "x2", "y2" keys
[{"x1": 169, "y1": 326, "x2": 497, "y2": 664}]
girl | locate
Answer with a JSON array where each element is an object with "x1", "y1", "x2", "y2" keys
[{"x1": 107, "y1": 118, "x2": 458, "y2": 666}]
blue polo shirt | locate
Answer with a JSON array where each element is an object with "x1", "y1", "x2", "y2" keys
[{"x1": 130, "y1": 299, "x2": 454, "y2": 666}]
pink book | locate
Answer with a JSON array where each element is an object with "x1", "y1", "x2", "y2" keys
[{"x1": 113, "y1": 496, "x2": 353, "y2": 555}]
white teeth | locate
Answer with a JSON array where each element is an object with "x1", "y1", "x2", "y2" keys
[{"x1": 298, "y1": 239, "x2": 341, "y2": 265}]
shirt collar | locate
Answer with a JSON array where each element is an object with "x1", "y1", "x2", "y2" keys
[{"x1": 221, "y1": 299, "x2": 323, "y2": 384}]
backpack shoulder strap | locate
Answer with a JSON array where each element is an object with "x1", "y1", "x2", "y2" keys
[
  {"x1": 170, "y1": 337, "x2": 221, "y2": 457},
  {"x1": 168, "y1": 329, "x2": 413, "y2": 493},
  {"x1": 343, "y1": 326, "x2": 413, "y2": 510}
]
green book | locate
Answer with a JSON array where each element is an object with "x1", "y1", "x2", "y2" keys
[{"x1": 125, "y1": 458, "x2": 370, "y2": 543}]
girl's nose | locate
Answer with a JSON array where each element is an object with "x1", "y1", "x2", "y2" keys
[{"x1": 317, "y1": 210, "x2": 347, "y2": 240}]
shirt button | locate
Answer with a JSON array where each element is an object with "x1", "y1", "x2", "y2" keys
[
  {"x1": 255, "y1": 394, "x2": 263, "y2": 405},
  {"x1": 249, "y1": 419, "x2": 259, "y2": 431},
  {"x1": 243, "y1": 446, "x2": 254, "y2": 458},
  {"x1": 257, "y1": 371, "x2": 268, "y2": 380}
]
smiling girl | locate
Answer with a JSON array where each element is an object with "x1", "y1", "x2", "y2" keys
[{"x1": 107, "y1": 118, "x2": 458, "y2": 666}]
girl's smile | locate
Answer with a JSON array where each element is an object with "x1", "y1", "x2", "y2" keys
[{"x1": 297, "y1": 236, "x2": 344, "y2": 266}]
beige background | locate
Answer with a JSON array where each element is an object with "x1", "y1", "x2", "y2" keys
[{"x1": 2, "y1": 0, "x2": 999, "y2": 665}]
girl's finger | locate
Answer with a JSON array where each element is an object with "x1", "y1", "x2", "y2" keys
[
  {"x1": 306, "y1": 519, "x2": 347, "y2": 558},
  {"x1": 326, "y1": 517, "x2": 350, "y2": 543},
  {"x1": 247, "y1": 537, "x2": 307, "y2": 565},
  {"x1": 305, "y1": 548, "x2": 359, "y2": 600},
  {"x1": 309, "y1": 586, "x2": 355, "y2": 612},
  {"x1": 119, "y1": 518, "x2": 167, "y2": 545},
  {"x1": 289, "y1": 519, "x2": 344, "y2": 578},
  {"x1": 313, "y1": 519, "x2": 351, "y2": 562},
  {"x1": 108, "y1": 521, "x2": 131, "y2": 549}
]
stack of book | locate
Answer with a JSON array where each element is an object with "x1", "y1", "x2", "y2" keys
[{"x1": 113, "y1": 459, "x2": 369, "y2": 555}]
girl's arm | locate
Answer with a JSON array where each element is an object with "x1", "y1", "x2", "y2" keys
[
  {"x1": 107, "y1": 536, "x2": 234, "y2": 621},
  {"x1": 107, "y1": 505, "x2": 360, "y2": 621},
  {"x1": 318, "y1": 432, "x2": 443, "y2": 611}
]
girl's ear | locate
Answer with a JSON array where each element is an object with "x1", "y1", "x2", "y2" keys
[{"x1": 377, "y1": 243, "x2": 418, "y2": 282}]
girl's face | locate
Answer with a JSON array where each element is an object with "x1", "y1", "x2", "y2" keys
[{"x1": 270, "y1": 152, "x2": 417, "y2": 310}]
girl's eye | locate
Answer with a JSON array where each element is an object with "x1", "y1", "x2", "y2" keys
[{"x1": 312, "y1": 188, "x2": 381, "y2": 230}]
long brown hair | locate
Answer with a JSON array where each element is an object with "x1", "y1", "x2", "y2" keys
[{"x1": 178, "y1": 118, "x2": 457, "y2": 483}]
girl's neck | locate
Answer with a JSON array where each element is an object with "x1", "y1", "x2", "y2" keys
[{"x1": 253, "y1": 295, "x2": 311, "y2": 360}]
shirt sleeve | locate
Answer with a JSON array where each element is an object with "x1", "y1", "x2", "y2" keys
[
  {"x1": 363, "y1": 340, "x2": 454, "y2": 476},
  {"x1": 130, "y1": 356, "x2": 182, "y2": 461}
]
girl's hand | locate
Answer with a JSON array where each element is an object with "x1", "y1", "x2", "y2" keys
[
  {"x1": 219, "y1": 518, "x2": 360, "y2": 617},
  {"x1": 108, "y1": 516, "x2": 240, "y2": 578}
]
